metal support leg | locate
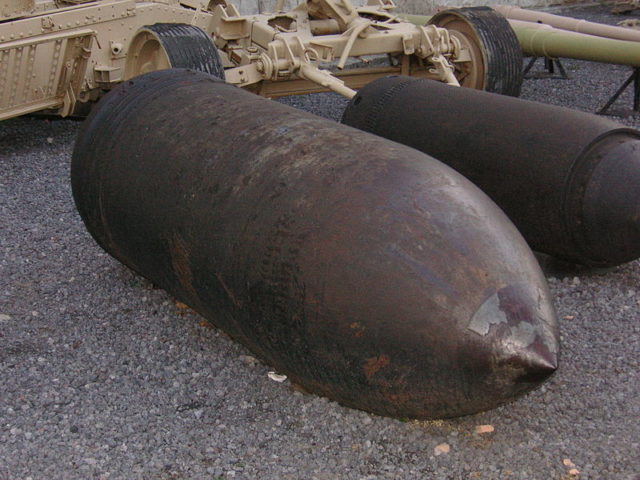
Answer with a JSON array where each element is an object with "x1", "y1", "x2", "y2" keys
[
  {"x1": 552, "y1": 58, "x2": 568, "y2": 80},
  {"x1": 522, "y1": 56, "x2": 537, "y2": 77},
  {"x1": 635, "y1": 68, "x2": 640, "y2": 111},
  {"x1": 544, "y1": 57, "x2": 555, "y2": 74},
  {"x1": 523, "y1": 57, "x2": 569, "y2": 80},
  {"x1": 598, "y1": 67, "x2": 640, "y2": 116}
]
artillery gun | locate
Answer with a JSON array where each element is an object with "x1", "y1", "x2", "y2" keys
[{"x1": 0, "y1": 0, "x2": 522, "y2": 121}]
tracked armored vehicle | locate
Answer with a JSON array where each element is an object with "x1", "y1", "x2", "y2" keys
[{"x1": 0, "y1": 0, "x2": 522, "y2": 120}]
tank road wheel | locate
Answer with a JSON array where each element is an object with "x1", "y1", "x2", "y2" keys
[
  {"x1": 124, "y1": 24, "x2": 225, "y2": 80},
  {"x1": 429, "y1": 7, "x2": 522, "y2": 96}
]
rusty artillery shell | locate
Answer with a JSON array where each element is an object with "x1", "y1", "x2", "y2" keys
[
  {"x1": 71, "y1": 69, "x2": 559, "y2": 419},
  {"x1": 342, "y1": 76, "x2": 640, "y2": 267}
]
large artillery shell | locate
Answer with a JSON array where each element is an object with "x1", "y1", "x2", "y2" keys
[
  {"x1": 71, "y1": 69, "x2": 558, "y2": 419},
  {"x1": 342, "y1": 76, "x2": 640, "y2": 267}
]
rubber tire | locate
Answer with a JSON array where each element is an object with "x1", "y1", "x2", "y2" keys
[
  {"x1": 125, "y1": 23, "x2": 225, "y2": 80},
  {"x1": 429, "y1": 7, "x2": 522, "y2": 97}
]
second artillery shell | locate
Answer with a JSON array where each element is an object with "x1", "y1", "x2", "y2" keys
[
  {"x1": 342, "y1": 75, "x2": 640, "y2": 267},
  {"x1": 71, "y1": 70, "x2": 559, "y2": 419}
]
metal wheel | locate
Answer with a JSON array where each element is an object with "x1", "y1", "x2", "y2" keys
[
  {"x1": 125, "y1": 24, "x2": 225, "y2": 80},
  {"x1": 429, "y1": 7, "x2": 522, "y2": 96}
]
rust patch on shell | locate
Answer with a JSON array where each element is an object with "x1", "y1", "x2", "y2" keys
[
  {"x1": 383, "y1": 390, "x2": 412, "y2": 406},
  {"x1": 168, "y1": 232, "x2": 201, "y2": 305},
  {"x1": 364, "y1": 354, "x2": 390, "y2": 380},
  {"x1": 169, "y1": 233, "x2": 194, "y2": 289},
  {"x1": 215, "y1": 272, "x2": 243, "y2": 308},
  {"x1": 349, "y1": 322, "x2": 366, "y2": 337}
]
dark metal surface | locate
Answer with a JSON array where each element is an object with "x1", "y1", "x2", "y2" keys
[
  {"x1": 71, "y1": 69, "x2": 558, "y2": 419},
  {"x1": 342, "y1": 76, "x2": 640, "y2": 267}
]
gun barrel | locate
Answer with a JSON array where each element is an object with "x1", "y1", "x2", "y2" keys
[
  {"x1": 513, "y1": 20, "x2": 640, "y2": 66},
  {"x1": 494, "y1": 5, "x2": 640, "y2": 43}
]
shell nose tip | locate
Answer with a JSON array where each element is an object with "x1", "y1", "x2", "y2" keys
[
  {"x1": 471, "y1": 284, "x2": 560, "y2": 388},
  {"x1": 512, "y1": 347, "x2": 558, "y2": 384}
]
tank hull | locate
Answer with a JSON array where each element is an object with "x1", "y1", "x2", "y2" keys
[{"x1": 71, "y1": 70, "x2": 559, "y2": 419}]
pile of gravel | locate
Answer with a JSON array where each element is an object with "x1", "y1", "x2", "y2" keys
[{"x1": 1, "y1": 5, "x2": 638, "y2": 479}]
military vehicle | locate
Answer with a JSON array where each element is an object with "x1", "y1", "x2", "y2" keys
[{"x1": 0, "y1": 0, "x2": 522, "y2": 121}]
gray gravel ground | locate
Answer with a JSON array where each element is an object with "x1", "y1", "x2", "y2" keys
[{"x1": 2, "y1": 5, "x2": 640, "y2": 479}]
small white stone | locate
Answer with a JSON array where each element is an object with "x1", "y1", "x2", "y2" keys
[
  {"x1": 267, "y1": 371, "x2": 287, "y2": 382},
  {"x1": 434, "y1": 443, "x2": 450, "y2": 456},
  {"x1": 239, "y1": 354, "x2": 258, "y2": 366},
  {"x1": 475, "y1": 424, "x2": 495, "y2": 434}
]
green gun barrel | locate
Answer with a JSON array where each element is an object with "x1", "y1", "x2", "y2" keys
[
  {"x1": 512, "y1": 20, "x2": 640, "y2": 67},
  {"x1": 493, "y1": 5, "x2": 640, "y2": 43}
]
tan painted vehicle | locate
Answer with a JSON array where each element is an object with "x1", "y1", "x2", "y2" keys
[{"x1": 0, "y1": 0, "x2": 522, "y2": 120}]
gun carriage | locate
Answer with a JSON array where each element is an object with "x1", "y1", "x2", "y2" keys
[{"x1": 0, "y1": 0, "x2": 522, "y2": 120}]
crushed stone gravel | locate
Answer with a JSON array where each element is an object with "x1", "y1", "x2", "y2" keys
[{"x1": 1, "y1": 5, "x2": 639, "y2": 479}]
